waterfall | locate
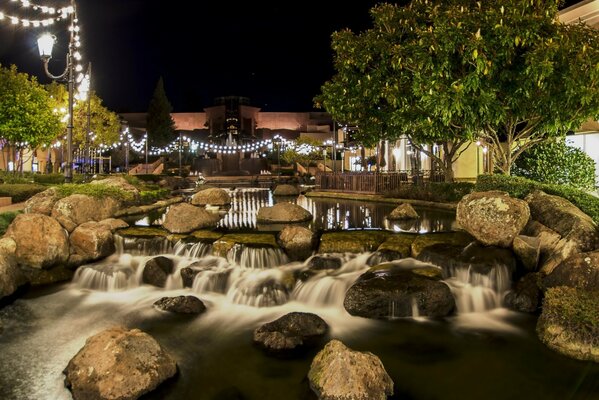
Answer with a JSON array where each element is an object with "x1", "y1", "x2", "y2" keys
[
  {"x1": 443, "y1": 264, "x2": 512, "y2": 313},
  {"x1": 73, "y1": 261, "x2": 135, "y2": 291},
  {"x1": 114, "y1": 234, "x2": 172, "y2": 255},
  {"x1": 226, "y1": 245, "x2": 289, "y2": 269}
]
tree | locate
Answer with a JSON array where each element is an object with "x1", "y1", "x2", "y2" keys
[
  {"x1": 46, "y1": 82, "x2": 120, "y2": 149},
  {"x1": 146, "y1": 77, "x2": 175, "y2": 149},
  {"x1": 401, "y1": 0, "x2": 599, "y2": 174},
  {"x1": 281, "y1": 136, "x2": 324, "y2": 166},
  {"x1": 513, "y1": 139, "x2": 596, "y2": 191},
  {"x1": 0, "y1": 64, "x2": 62, "y2": 171}
]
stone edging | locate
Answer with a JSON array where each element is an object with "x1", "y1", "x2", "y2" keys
[{"x1": 305, "y1": 191, "x2": 457, "y2": 211}]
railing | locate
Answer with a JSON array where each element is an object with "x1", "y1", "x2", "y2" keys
[{"x1": 315, "y1": 170, "x2": 445, "y2": 194}]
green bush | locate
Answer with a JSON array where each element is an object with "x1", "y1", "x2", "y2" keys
[
  {"x1": 0, "y1": 184, "x2": 47, "y2": 202},
  {"x1": 33, "y1": 173, "x2": 65, "y2": 185},
  {"x1": 0, "y1": 211, "x2": 20, "y2": 236},
  {"x1": 476, "y1": 174, "x2": 599, "y2": 223},
  {"x1": 140, "y1": 189, "x2": 170, "y2": 204},
  {"x1": 513, "y1": 140, "x2": 596, "y2": 191},
  {"x1": 55, "y1": 183, "x2": 134, "y2": 202},
  {"x1": 383, "y1": 182, "x2": 474, "y2": 203},
  {"x1": 0, "y1": 172, "x2": 34, "y2": 184}
]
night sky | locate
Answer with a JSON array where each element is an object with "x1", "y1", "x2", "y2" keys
[{"x1": 0, "y1": 0, "x2": 584, "y2": 113}]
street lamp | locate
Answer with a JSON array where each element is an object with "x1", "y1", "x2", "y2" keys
[{"x1": 37, "y1": 5, "x2": 76, "y2": 182}]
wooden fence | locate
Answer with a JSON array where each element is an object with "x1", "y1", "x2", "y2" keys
[{"x1": 315, "y1": 171, "x2": 444, "y2": 194}]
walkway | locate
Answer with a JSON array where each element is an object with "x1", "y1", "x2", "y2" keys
[{"x1": 0, "y1": 202, "x2": 26, "y2": 213}]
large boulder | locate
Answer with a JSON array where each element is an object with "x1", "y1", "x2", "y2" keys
[
  {"x1": 24, "y1": 187, "x2": 60, "y2": 215},
  {"x1": 456, "y1": 191, "x2": 530, "y2": 248},
  {"x1": 52, "y1": 194, "x2": 121, "y2": 232},
  {"x1": 387, "y1": 203, "x2": 419, "y2": 220},
  {"x1": 308, "y1": 340, "x2": 394, "y2": 400},
  {"x1": 253, "y1": 312, "x2": 328, "y2": 353},
  {"x1": 98, "y1": 218, "x2": 129, "y2": 233},
  {"x1": 90, "y1": 176, "x2": 140, "y2": 203},
  {"x1": 273, "y1": 184, "x2": 299, "y2": 196},
  {"x1": 542, "y1": 251, "x2": 599, "y2": 292},
  {"x1": 278, "y1": 225, "x2": 316, "y2": 261},
  {"x1": 190, "y1": 187, "x2": 231, "y2": 206},
  {"x1": 537, "y1": 287, "x2": 598, "y2": 362},
  {"x1": 257, "y1": 202, "x2": 312, "y2": 224},
  {"x1": 64, "y1": 326, "x2": 177, "y2": 400},
  {"x1": 524, "y1": 221, "x2": 561, "y2": 261},
  {"x1": 153, "y1": 295, "x2": 207, "y2": 314},
  {"x1": 142, "y1": 256, "x2": 174, "y2": 288},
  {"x1": 526, "y1": 190, "x2": 599, "y2": 274},
  {"x1": 5, "y1": 213, "x2": 69, "y2": 269},
  {"x1": 0, "y1": 237, "x2": 26, "y2": 300},
  {"x1": 344, "y1": 260, "x2": 455, "y2": 318},
  {"x1": 162, "y1": 203, "x2": 220, "y2": 233},
  {"x1": 69, "y1": 221, "x2": 115, "y2": 264},
  {"x1": 513, "y1": 235, "x2": 541, "y2": 272}
]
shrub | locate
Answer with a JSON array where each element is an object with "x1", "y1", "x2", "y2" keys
[
  {"x1": 0, "y1": 211, "x2": 20, "y2": 236},
  {"x1": 476, "y1": 174, "x2": 599, "y2": 223},
  {"x1": 33, "y1": 173, "x2": 65, "y2": 185},
  {"x1": 513, "y1": 140, "x2": 596, "y2": 191},
  {"x1": 0, "y1": 172, "x2": 34, "y2": 184},
  {"x1": 383, "y1": 182, "x2": 474, "y2": 203},
  {"x1": 0, "y1": 184, "x2": 47, "y2": 202}
]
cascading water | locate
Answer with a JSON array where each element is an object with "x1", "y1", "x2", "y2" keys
[{"x1": 114, "y1": 234, "x2": 172, "y2": 256}]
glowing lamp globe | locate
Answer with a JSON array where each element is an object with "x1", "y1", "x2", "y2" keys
[{"x1": 37, "y1": 34, "x2": 55, "y2": 60}]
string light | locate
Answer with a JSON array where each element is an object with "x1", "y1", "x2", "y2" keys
[{"x1": 0, "y1": 1, "x2": 74, "y2": 28}]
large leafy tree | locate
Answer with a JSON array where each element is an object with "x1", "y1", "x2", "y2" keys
[
  {"x1": 46, "y1": 82, "x2": 120, "y2": 148},
  {"x1": 0, "y1": 64, "x2": 62, "y2": 170},
  {"x1": 146, "y1": 77, "x2": 176, "y2": 149},
  {"x1": 318, "y1": 0, "x2": 599, "y2": 178},
  {"x1": 402, "y1": 0, "x2": 599, "y2": 174}
]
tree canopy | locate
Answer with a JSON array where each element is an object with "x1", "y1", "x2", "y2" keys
[
  {"x1": 46, "y1": 82, "x2": 120, "y2": 149},
  {"x1": 318, "y1": 0, "x2": 599, "y2": 176},
  {"x1": 146, "y1": 77, "x2": 176, "y2": 149},
  {"x1": 0, "y1": 64, "x2": 62, "y2": 149}
]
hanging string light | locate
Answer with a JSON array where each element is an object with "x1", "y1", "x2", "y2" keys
[{"x1": 0, "y1": 1, "x2": 74, "y2": 28}]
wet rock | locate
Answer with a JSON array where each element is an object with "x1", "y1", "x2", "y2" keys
[
  {"x1": 318, "y1": 231, "x2": 391, "y2": 254},
  {"x1": 537, "y1": 287, "x2": 599, "y2": 362},
  {"x1": 366, "y1": 250, "x2": 404, "y2": 266},
  {"x1": 64, "y1": 326, "x2": 177, "y2": 400},
  {"x1": 513, "y1": 235, "x2": 541, "y2": 272},
  {"x1": 69, "y1": 221, "x2": 115, "y2": 264},
  {"x1": 308, "y1": 340, "x2": 394, "y2": 400},
  {"x1": 180, "y1": 267, "x2": 199, "y2": 288},
  {"x1": 307, "y1": 255, "x2": 343, "y2": 271},
  {"x1": 526, "y1": 190, "x2": 599, "y2": 274},
  {"x1": 523, "y1": 220, "x2": 561, "y2": 263},
  {"x1": 180, "y1": 258, "x2": 231, "y2": 291},
  {"x1": 162, "y1": 203, "x2": 220, "y2": 233},
  {"x1": 410, "y1": 231, "x2": 473, "y2": 258},
  {"x1": 90, "y1": 176, "x2": 140, "y2": 203},
  {"x1": 5, "y1": 213, "x2": 69, "y2": 269},
  {"x1": 505, "y1": 273, "x2": 543, "y2": 313},
  {"x1": 52, "y1": 194, "x2": 121, "y2": 232},
  {"x1": 387, "y1": 203, "x2": 419, "y2": 220},
  {"x1": 344, "y1": 260, "x2": 454, "y2": 318},
  {"x1": 19, "y1": 265, "x2": 74, "y2": 286},
  {"x1": 377, "y1": 233, "x2": 416, "y2": 259},
  {"x1": 253, "y1": 312, "x2": 328, "y2": 353},
  {"x1": 278, "y1": 225, "x2": 316, "y2": 261},
  {"x1": 142, "y1": 256, "x2": 174, "y2": 288},
  {"x1": 458, "y1": 242, "x2": 517, "y2": 275},
  {"x1": 542, "y1": 251, "x2": 599, "y2": 292},
  {"x1": 257, "y1": 202, "x2": 312, "y2": 224},
  {"x1": 98, "y1": 218, "x2": 129, "y2": 233},
  {"x1": 191, "y1": 187, "x2": 231, "y2": 206},
  {"x1": 273, "y1": 184, "x2": 300, "y2": 196},
  {"x1": 457, "y1": 191, "x2": 530, "y2": 248},
  {"x1": 24, "y1": 187, "x2": 59, "y2": 215},
  {"x1": 154, "y1": 295, "x2": 207, "y2": 314}
]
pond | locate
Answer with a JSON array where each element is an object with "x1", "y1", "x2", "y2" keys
[{"x1": 0, "y1": 189, "x2": 597, "y2": 400}]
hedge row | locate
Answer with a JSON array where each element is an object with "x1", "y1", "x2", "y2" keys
[
  {"x1": 0, "y1": 184, "x2": 47, "y2": 203},
  {"x1": 476, "y1": 174, "x2": 599, "y2": 223}
]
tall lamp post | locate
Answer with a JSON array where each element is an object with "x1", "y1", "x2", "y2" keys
[{"x1": 37, "y1": 5, "x2": 76, "y2": 182}]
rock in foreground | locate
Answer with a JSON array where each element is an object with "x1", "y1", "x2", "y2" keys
[
  {"x1": 162, "y1": 203, "x2": 220, "y2": 233},
  {"x1": 253, "y1": 312, "x2": 328, "y2": 353},
  {"x1": 154, "y1": 295, "x2": 207, "y2": 314},
  {"x1": 256, "y1": 202, "x2": 312, "y2": 224},
  {"x1": 64, "y1": 326, "x2": 177, "y2": 400},
  {"x1": 308, "y1": 340, "x2": 393, "y2": 400}
]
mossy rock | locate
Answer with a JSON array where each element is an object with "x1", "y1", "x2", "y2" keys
[
  {"x1": 537, "y1": 286, "x2": 599, "y2": 362},
  {"x1": 377, "y1": 233, "x2": 417, "y2": 258},
  {"x1": 411, "y1": 231, "x2": 474, "y2": 258},
  {"x1": 189, "y1": 230, "x2": 224, "y2": 242},
  {"x1": 367, "y1": 261, "x2": 443, "y2": 279},
  {"x1": 166, "y1": 234, "x2": 188, "y2": 243},
  {"x1": 319, "y1": 231, "x2": 391, "y2": 254},
  {"x1": 117, "y1": 227, "x2": 169, "y2": 238},
  {"x1": 212, "y1": 233, "x2": 279, "y2": 257}
]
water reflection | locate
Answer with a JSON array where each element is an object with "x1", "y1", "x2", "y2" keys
[{"x1": 130, "y1": 188, "x2": 456, "y2": 233}]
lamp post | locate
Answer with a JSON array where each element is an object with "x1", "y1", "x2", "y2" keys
[
  {"x1": 37, "y1": 2, "x2": 76, "y2": 182},
  {"x1": 475, "y1": 140, "x2": 481, "y2": 177},
  {"x1": 144, "y1": 133, "x2": 149, "y2": 174},
  {"x1": 179, "y1": 131, "x2": 182, "y2": 177}
]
